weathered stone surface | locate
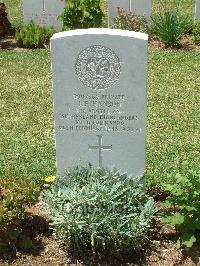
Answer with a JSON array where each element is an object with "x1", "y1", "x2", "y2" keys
[
  {"x1": 23, "y1": 0, "x2": 65, "y2": 31},
  {"x1": 195, "y1": 0, "x2": 200, "y2": 19},
  {"x1": 51, "y1": 28, "x2": 148, "y2": 177},
  {"x1": 108, "y1": 0, "x2": 152, "y2": 27}
]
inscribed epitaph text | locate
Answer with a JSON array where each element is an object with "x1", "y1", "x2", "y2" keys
[{"x1": 51, "y1": 29, "x2": 148, "y2": 177}]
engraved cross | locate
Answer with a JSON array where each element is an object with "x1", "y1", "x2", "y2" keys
[
  {"x1": 42, "y1": 0, "x2": 46, "y2": 13},
  {"x1": 88, "y1": 135, "x2": 112, "y2": 168},
  {"x1": 129, "y1": 0, "x2": 132, "y2": 12}
]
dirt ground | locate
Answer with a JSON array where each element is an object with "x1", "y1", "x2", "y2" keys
[
  {"x1": 0, "y1": 201, "x2": 199, "y2": 266},
  {"x1": 0, "y1": 34, "x2": 200, "y2": 52},
  {"x1": 149, "y1": 35, "x2": 200, "y2": 51},
  {"x1": 0, "y1": 34, "x2": 199, "y2": 265}
]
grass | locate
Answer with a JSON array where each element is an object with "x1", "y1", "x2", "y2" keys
[
  {"x1": 0, "y1": 50, "x2": 56, "y2": 180},
  {"x1": 0, "y1": 50, "x2": 199, "y2": 186},
  {"x1": 2, "y1": 0, "x2": 23, "y2": 29},
  {"x1": 0, "y1": 0, "x2": 199, "y2": 187},
  {"x1": 2, "y1": 0, "x2": 196, "y2": 29},
  {"x1": 147, "y1": 51, "x2": 200, "y2": 187},
  {"x1": 152, "y1": 0, "x2": 196, "y2": 17}
]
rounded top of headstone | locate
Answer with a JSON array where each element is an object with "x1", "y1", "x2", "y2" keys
[{"x1": 50, "y1": 28, "x2": 148, "y2": 41}]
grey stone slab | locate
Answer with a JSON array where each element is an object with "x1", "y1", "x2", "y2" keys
[
  {"x1": 23, "y1": 0, "x2": 65, "y2": 31},
  {"x1": 50, "y1": 28, "x2": 148, "y2": 177},
  {"x1": 195, "y1": 0, "x2": 200, "y2": 19},
  {"x1": 131, "y1": 0, "x2": 152, "y2": 23},
  {"x1": 108, "y1": 0, "x2": 152, "y2": 27},
  {"x1": 109, "y1": 0, "x2": 130, "y2": 28}
]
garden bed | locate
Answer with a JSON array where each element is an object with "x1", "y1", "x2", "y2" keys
[
  {"x1": 0, "y1": 200, "x2": 199, "y2": 266},
  {"x1": 0, "y1": 1, "x2": 199, "y2": 263},
  {"x1": 0, "y1": 46, "x2": 199, "y2": 265},
  {"x1": 1, "y1": 34, "x2": 200, "y2": 52},
  {"x1": 149, "y1": 35, "x2": 200, "y2": 51}
]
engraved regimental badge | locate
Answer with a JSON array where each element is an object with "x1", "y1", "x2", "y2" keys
[{"x1": 75, "y1": 45, "x2": 121, "y2": 90}]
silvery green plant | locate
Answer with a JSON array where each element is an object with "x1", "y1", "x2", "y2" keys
[{"x1": 44, "y1": 165, "x2": 156, "y2": 253}]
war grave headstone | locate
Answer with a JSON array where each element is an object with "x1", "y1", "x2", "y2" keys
[
  {"x1": 50, "y1": 28, "x2": 148, "y2": 177},
  {"x1": 108, "y1": 0, "x2": 152, "y2": 27},
  {"x1": 23, "y1": 0, "x2": 65, "y2": 31},
  {"x1": 195, "y1": 0, "x2": 200, "y2": 19}
]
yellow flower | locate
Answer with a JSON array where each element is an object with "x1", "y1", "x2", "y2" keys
[{"x1": 45, "y1": 176, "x2": 57, "y2": 183}]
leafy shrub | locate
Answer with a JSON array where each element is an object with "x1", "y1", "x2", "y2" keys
[
  {"x1": 0, "y1": 2, "x2": 15, "y2": 37},
  {"x1": 45, "y1": 165, "x2": 156, "y2": 253},
  {"x1": 59, "y1": 0, "x2": 104, "y2": 30},
  {"x1": 152, "y1": 11, "x2": 192, "y2": 46},
  {"x1": 193, "y1": 20, "x2": 200, "y2": 45},
  {"x1": 112, "y1": 7, "x2": 148, "y2": 34},
  {"x1": 16, "y1": 21, "x2": 56, "y2": 48},
  {"x1": 0, "y1": 176, "x2": 40, "y2": 253},
  {"x1": 161, "y1": 161, "x2": 200, "y2": 248}
]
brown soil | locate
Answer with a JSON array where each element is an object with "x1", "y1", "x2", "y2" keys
[
  {"x1": 149, "y1": 35, "x2": 200, "y2": 52},
  {"x1": 0, "y1": 35, "x2": 28, "y2": 51},
  {"x1": 0, "y1": 201, "x2": 199, "y2": 266},
  {"x1": 0, "y1": 34, "x2": 200, "y2": 52},
  {"x1": 0, "y1": 33, "x2": 199, "y2": 265}
]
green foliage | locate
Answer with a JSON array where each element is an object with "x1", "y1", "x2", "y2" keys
[
  {"x1": 112, "y1": 8, "x2": 148, "y2": 33},
  {"x1": 45, "y1": 165, "x2": 156, "y2": 253},
  {"x1": 0, "y1": 50, "x2": 199, "y2": 190},
  {"x1": 59, "y1": 0, "x2": 104, "y2": 30},
  {"x1": 152, "y1": 0, "x2": 195, "y2": 18},
  {"x1": 161, "y1": 162, "x2": 200, "y2": 248},
  {"x1": 152, "y1": 10, "x2": 192, "y2": 46},
  {"x1": 16, "y1": 21, "x2": 56, "y2": 48},
  {"x1": 1, "y1": 0, "x2": 23, "y2": 30},
  {"x1": 0, "y1": 176, "x2": 40, "y2": 253},
  {"x1": 0, "y1": 2, "x2": 15, "y2": 36},
  {"x1": 0, "y1": 50, "x2": 56, "y2": 180},
  {"x1": 193, "y1": 20, "x2": 200, "y2": 45},
  {"x1": 146, "y1": 52, "x2": 199, "y2": 189}
]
